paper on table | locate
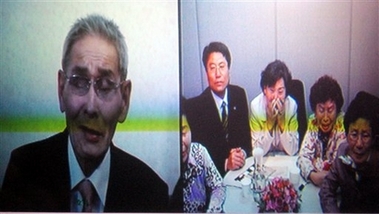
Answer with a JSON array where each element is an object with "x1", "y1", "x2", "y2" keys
[
  {"x1": 223, "y1": 157, "x2": 255, "y2": 188},
  {"x1": 224, "y1": 156, "x2": 296, "y2": 187},
  {"x1": 264, "y1": 155, "x2": 295, "y2": 165}
]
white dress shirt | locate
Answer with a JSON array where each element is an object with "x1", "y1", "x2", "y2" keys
[{"x1": 211, "y1": 88, "x2": 229, "y2": 121}]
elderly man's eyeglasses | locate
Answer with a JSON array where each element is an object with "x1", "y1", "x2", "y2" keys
[
  {"x1": 348, "y1": 131, "x2": 372, "y2": 143},
  {"x1": 63, "y1": 72, "x2": 123, "y2": 101}
]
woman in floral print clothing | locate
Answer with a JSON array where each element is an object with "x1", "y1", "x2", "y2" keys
[
  {"x1": 297, "y1": 75, "x2": 346, "y2": 186},
  {"x1": 181, "y1": 113, "x2": 225, "y2": 212}
]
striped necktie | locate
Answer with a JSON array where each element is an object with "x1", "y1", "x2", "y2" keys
[
  {"x1": 221, "y1": 101, "x2": 228, "y2": 141},
  {"x1": 77, "y1": 179, "x2": 98, "y2": 212}
]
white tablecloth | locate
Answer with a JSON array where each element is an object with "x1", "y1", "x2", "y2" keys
[{"x1": 223, "y1": 156, "x2": 322, "y2": 213}]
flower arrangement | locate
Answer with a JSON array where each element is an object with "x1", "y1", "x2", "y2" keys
[{"x1": 254, "y1": 177, "x2": 301, "y2": 213}]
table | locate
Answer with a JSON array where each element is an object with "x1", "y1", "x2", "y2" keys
[{"x1": 223, "y1": 156, "x2": 322, "y2": 213}]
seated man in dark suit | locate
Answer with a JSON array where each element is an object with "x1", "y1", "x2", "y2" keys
[
  {"x1": 185, "y1": 42, "x2": 252, "y2": 177},
  {"x1": 0, "y1": 14, "x2": 168, "y2": 212}
]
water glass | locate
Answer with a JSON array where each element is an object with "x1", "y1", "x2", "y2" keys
[{"x1": 251, "y1": 173, "x2": 267, "y2": 193}]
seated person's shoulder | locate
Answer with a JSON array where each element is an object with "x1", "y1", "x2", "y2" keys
[
  {"x1": 184, "y1": 93, "x2": 207, "y2": 110},
  {"x1": 192, "y1": 142, "x2": 208, "y2": 154},
  {"x1": 110, "y1": 145, "x2": 168, "y2": 211},
  {"x1": 250, "y1": 93, "x2": 264, "y2": 109},
  {"x1": 336, "y1": 141, "x2": 348, "y2": 156},
  {"x1": 111, "y1": 145, "x2": 162, "y2": 179},
  {"x1": 286, "y1": 95, "x2": 298, "y2": 108},
  {"x1": 370, "y1": 149, "x2": 379, "y2": 166},
  {"x1": 307, "y1": 113, "x2": 317, "y2": 126},
  {"x1": 189, "y1": 143, "x2": 214, "y2": 163},
  {"x1": 189, "y1": 143, "x2": 204, "y2": 159},
  {"x1": 228, "y1": 84, "x2": 245, "y2": 92},
  {"x1": 185, "y1": 95, "x2": 200, "y2": 105},
  {"x1": 229, "y1": 84, "x2": 248, "y2": 98},
  {"x1": 11, "y1": 131, "x2": 67, "y2": 158}
]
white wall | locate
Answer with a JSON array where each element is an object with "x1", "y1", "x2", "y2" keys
[
  {"x1": 1, "y1": 1, "x2": 180, "y2": 118},
  {"x1": 0, "y1": 1, "x2": 180, "y2": 194},
  {"x1": 350, "y1": 1, "x2": 379, "y2": 98},
  {"x1": 181, "y1": 1, "x2": 379, "y2": 115}
]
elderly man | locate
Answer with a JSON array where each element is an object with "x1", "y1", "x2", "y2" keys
[
  {"x1": 185, "y1": 42, "x2": 251, "y2": 177},
  {"x1": 0, "y1": 14, "x2": 168, "y2": 212}
]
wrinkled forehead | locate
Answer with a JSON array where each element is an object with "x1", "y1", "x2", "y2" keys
[{"x1": 68, "y1": 35, "x2": 119, "y2": 76}]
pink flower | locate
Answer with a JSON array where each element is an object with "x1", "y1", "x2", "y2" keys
[{"x1": 254, "y1": 177, "x2": 301, "y2": 212}]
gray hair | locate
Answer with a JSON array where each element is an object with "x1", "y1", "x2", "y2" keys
[{"x1": 62, "y1": 14, "x2": 128, "y2": 80}]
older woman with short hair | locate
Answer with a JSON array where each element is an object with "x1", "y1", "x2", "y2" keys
[
  {"x1": 319, "y1": 91, "x2": 379, "y2": 213},
  {"x1": 297, "y1": 75, "x2": 346, "y2": 186}
]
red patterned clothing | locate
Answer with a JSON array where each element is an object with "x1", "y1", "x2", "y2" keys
[{"x1": 297, "y1": 112, "x2": 345, "y2": 181}]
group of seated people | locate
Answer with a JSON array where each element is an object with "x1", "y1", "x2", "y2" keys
[{"x1": 177, "y1": 41, "x2": 379, "y2": 212}]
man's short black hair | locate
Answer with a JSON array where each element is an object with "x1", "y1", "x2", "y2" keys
[{"x1": 202, "y1": 42, "x2": 231, "y2": 71}]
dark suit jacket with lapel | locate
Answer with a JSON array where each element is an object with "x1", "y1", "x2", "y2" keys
[
  {"x1": 0, "y1": 130, "x2": 168, "y2": 212},
  {"x1": 185, "y1": 85, "x2": 252, "y2": 176}
]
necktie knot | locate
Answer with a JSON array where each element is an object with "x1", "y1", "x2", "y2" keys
[{"x1": 77, "y1": 179, "x2": 97, "y2": 212}]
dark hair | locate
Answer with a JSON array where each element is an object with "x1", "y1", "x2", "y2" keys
[
  {"x1": 260, "y1": 60, "x2": 292, "y2": 93},
  {"x1": 309, "y1": 75, "x2": 344, "y2": 113},
  {"x1": 202, "y1": 42, "x2": 231, "y2": 71},
  {"x1": 344, "y1": 91, "x2": 379, "y2": 146}
]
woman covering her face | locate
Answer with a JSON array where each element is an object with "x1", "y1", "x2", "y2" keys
[
  {"x1": 297, "y1": 75, "x2": 346, "y2": 186},
  {"x1": 319, "y1": 91, "x2": 379, "y2": 213},
  {"x1": 250, "y1": 60, "x2": 299, "y2": 156}
]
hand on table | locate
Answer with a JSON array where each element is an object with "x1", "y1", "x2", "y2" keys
[{"x1": 227, "y1": 148, "x2": 245, "y2": 171}]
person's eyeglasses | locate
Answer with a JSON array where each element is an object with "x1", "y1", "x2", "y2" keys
[
  {"x1": 348, "y1": 131, "x2": 372, "y2": 143},
  {"x1": 62, "y1": 72, "x2": 123, "y2": 101}
]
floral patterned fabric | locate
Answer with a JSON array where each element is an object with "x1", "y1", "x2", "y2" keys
[
  {"x1": 183, "y1": 143, "x2": 225, "y2": 213},
  {"x1": 297, "y1": 112, "x2": 345, "y2": 181}
]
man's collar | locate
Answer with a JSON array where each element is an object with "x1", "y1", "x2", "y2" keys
[
  {"x1": 68, "y1": 137, "x2": 110, "y2": 206},
  {"x1": 211, "y1": 87, "x2": 228, "y2": 108}
]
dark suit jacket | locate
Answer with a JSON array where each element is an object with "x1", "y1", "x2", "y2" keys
[
  {"x1": 0, "y1": 130, "x2": 168, "y2": 212},
  {"x1": 185, "y1": 85, "x2": 252, "y2": 176}
]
